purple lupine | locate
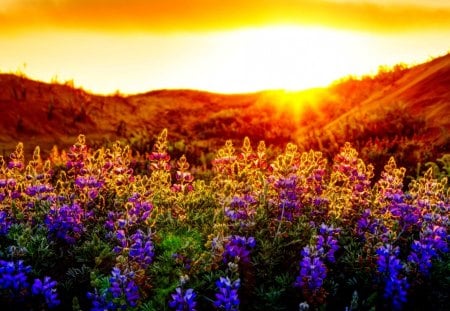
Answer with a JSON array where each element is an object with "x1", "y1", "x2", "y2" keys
[
  {"x1": 376, "y1": 244, "x2": 409, "y2": 310},
  {"x1": 31, "y1": 276, "x2": 60, "y2": 308},
  {"x1": 74, "y1": 176, "x2": 104, "y2": 199},
  {"x1": 408, "y1": 222, "x2": 448, "y2": 275},
  {"x1": 295, "y1": 245, "x2": 327, "y2": 291},
  {"x1": 127, "y1": 194, "x2": 153, "y2": 224},
  {"x1": 225, "y1": 194, "x2": 257, "y2": 222},
  {"x1": 8, "y1": 159, "x2": 24, "y2": 170},
  {"x1": 317, "y1": 223, "x2": 340, "y2": 263},
  {"x1": 128, "y1": 230, "x2": 155, "y2": 269},
  {"x1": 0, "y1": 210, "x2": 12, "y2": 235},
  {"x1": 274, "y1": 175, "x2": 300, "y2": 221},
  {"x1": 0, "y1": 260, "x2": 31, "y2": 292},
  {"x1": 25, "y1": 184, "x2": 53, "y2": 198},
  {"x1": 169, "y1": 287, "x2": 197, "y2": 311},
  {"x1": 214, "y1": 277, "x2": 240, "y2": 311},
  {"x1": 222, "y1": 235, "x2": 256, "y2": 264},
  {"x1": 105, "y1": 195, "x2": 153, "y2": 234},
  {"x1": 109, "y1": 267, "x2": 140, "y2": 308},
  {"x1": 87, "y1": 289, "x2": 114, "y2": 311},
  {"x1": 112, "y1": 228, "x2": 154, "y2": 270},
  {"x1": 66, "y1": 135, "x2": 88, "y2": 174},
  {"x1": 45, "y1": 203, "x2": 89, "y2": 244}
]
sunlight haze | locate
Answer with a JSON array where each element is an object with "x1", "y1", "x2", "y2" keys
[{"x1": 0, "y1": 0, "x2": 449, "y2": 94}]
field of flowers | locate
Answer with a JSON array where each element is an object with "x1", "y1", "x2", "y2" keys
[{"x1": 0, "y1": 129, "x2": 448, "y2": 310}]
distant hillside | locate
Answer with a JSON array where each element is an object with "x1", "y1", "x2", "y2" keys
[{"x1": 0, "y1": 53, "x2": 449, "y2": 174}]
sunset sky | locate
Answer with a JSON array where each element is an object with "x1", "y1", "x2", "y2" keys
[{"x1": 1, "y1": 0, "x2": 449, "y2": 94}]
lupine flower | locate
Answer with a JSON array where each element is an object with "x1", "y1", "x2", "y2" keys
[
  {"x1": 222, "y1": 235, "x2": 256, "y2": 264},
  {"x1": 87, "y1": 289, "x2": 113, "y2": 311},
  {"x1": 225, "y1": 194, "x2": 257, "y2": 222},
  {"x1": 408, "y1": 222, "x2": 448, "y2": 275},
  {"x1": 0, "y1": 260, "x2": 31, "y2": 292},
  {"x1": 273, "y1": 174, "x2": 302, "y2": 221},
  {"x1": 376, "y1": 244, "x2": 409, "y2": 310},
  {"x1": 295, "y1": 246, "x2": 327, "y2": 291},
  {"x1": 74, "y1": 175, "x2": 104, "y2": 200},
  {"x1": 214, "y1": 277, "x2": 240, "y2": 311},
  {"x1": 25, "y1": 184, "x2": 53, "y2": 198},
  {"x1": 317, "y1": 224, "x2": 340, "y2": 263},
  {"x1": 45, "y1": 203, "x2": 89, "y2": 244},
  {"x1": 0, "y1": 210, "x2": 12, "y2": 235},
  {"x1": 109, "y1": 267, "x2": 140, "y2": 308},
  {"x1": 127, "y1": 195, "x2": 153, "y2": 224},
  {"x1": 128, "y1": 230, "x2": 155, "y2": 269},
  {"x1": 169, "y1": 287, "x2": 197, "y2": 311},
  {"x1": 106, "y1": 195, "x2": 153, "y2": 233},
  {"x1": 66, "y1": 134, "x2": 88, "y2": 174},
  {"x1": 112, "y1": 228, "x2": 154, "y2": 270},
  {"x1": 31, "y1": 276, "x2": 60, "y2": 308}
]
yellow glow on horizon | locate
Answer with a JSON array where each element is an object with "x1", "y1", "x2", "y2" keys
[{"x1": 0, "y1": 26, "x2": 449, "y2": 94}]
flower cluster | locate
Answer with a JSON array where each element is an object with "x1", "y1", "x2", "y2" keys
[
  {"x1": 225, "y1": 194, "x2": 257, "y2": 222},
  {"x1": 66, "y1": 134, "x2": 88, "y2": 175},
  {"x1": 408, "y1": 220, "x2": 448, "y2": 275},
  {"x1": 376, "y1": 244, "x2": 409, "y2": 310},
  {"x1": 74, "y1": 175, "x2": 104, "y2": 200},
  {"x1": 0, "y1": 260, "x2": 60, "y2": 308},
  {"x1": 45, "y1": 202, "x2": 91, "y2": 244},
  {"x1": 169, "y1": 287, "x2": 197, "y2": 311},
  {"x1": 128, "y1": 230, "x2": 155, "y2": 269},
  {"x1": 274, "y1": 175, "x2": 300, "y2": 221},
  {"x1": 214, "y1": 277, "x2": 240, "y2": 311},
  {"x1": 127, "y1": 193, "x2": 153, "y2": 225},
  {"x1": 0, "y1": 259, "x2": 31, "y2": 293},
  {"x1": 316, "y1": 224, "x2": 340, "y2": 263},
  {"x1": 295, "y1": 223, "x2": 340, "y2": 304},
  {"x1": 172, "y1": 155, "x2": 195, "y2": 193},
  {"x1": 222, "y1": 235, "x2": 256, "y2": 265},
  {"x1": 0, "y1": 211, "x2": 11, "y2": 235},
  {"x1": 31, "y1": 276, "x2": 60, "y2": 308},
  {"x1": 295, "y1": 245, "x2": 327, "y2": 292},
  {"x1": 88, "y1": 267, "x2": 140, "y2": 310},
  {"x1": 327, "y1": 143, "x2": 374, "y2": 220}
]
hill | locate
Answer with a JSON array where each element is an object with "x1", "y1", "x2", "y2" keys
[{"x1": 0, "y1": 53, "x2": 449, "y2": 174}]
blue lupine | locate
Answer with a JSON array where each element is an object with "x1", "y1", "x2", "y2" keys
[
  {"x1": 275, "y1": 175, "x2": 300, "y2": 221},
  {"x1": 295, "y1": 246, "x2": 327, "y2": 291},
  {"x1": 376, "y1": 244, "x2": 409, "y2": 310},
  {"x1": 129, "y1": 230, "x2": 155, "y2": 269},
  {"x1": 317, "y1": 223, "x2": 340, "y2": 263},
  {"x1": 169, "y1": 287, "x2": 197, "y2": 311},
  {"x1": 87, "y1": 289, "x2": 113, "y2": 311},
  {"x1": 408, "y1": 222, "x2": 448, "y2": 275},
  {"x1": 0, "y1": 210, "x2": 11, "y2": 235},
  {"x1": 31, "y1": 276, "x2": 60, "y2": 308},
  {"x1": 44, "y1": 203, "x2": 89, "y2": 244},
  {"x1": 222, "y1": 235, "x2": 256, "y2": 264},
  {"x1": 109, "y1": 267, "x2": 140, "y2": 308},
  {"x1": 0, "y1": 260, "x2": 31, "y2": 292},
  {"x1": 225, "y1": 194, "x2": 257, "y2": 222},
  {"x1": 214, "y1": 277, "x2": 240, "y2": 311}
]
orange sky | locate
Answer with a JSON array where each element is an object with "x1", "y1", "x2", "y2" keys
[{"x1": 1, "y1": 0, "x2": 449, "y2": 94}]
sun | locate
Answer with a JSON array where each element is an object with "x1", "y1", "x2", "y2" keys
[{"x1": 194, "y1": 25, "x2": 375, "y2": 93}]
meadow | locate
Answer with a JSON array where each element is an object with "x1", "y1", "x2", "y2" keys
[{"x1": 0, "y1": 129, "x2": 448, "y2": 310}]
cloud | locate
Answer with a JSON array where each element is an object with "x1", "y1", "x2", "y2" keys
[{"x1": 2, "y1": 0, "x2": 450, "y2": 34}]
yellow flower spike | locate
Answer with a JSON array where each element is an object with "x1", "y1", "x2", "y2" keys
[
  {"x1": 155, "y1": 128, "x2": 168, "y2": 154},
  {"x1": 0, "y1": 156, "x2": 5, "y2": 173},
  {"x1": 75, "y1": 134, "x2": 86, "y2": 147}
]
